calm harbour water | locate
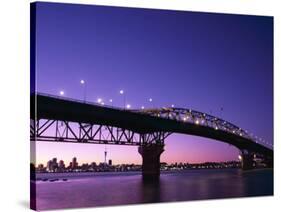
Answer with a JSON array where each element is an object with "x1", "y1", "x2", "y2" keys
[{"x1": 33, "y1": 169, "x2": 273, "y2": 211}]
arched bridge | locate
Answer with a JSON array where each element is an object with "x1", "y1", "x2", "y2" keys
[{"x1": 30, "y1": 93, "x2": 273, "y2": 179}]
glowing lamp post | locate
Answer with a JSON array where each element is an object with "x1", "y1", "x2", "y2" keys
[
  {"x1": 238, "y1": 155, "x2": 242, "y2": 161},
  {"x1": 149, "y1": 98, "x2": 153, "y2": 108},
  {"x1": 97, "y1": 98, "x2": 103, "y2": 105},
  {"x1": 80, "y1": 79, "x2": 86, "y2": 102},
  {"x1": 119, "y1": 90, "x2": 126, "y2": 109}
]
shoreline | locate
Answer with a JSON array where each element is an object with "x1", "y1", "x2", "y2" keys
[{"x1": 33, "y1": 168, "x2": 273, "y2": 182}]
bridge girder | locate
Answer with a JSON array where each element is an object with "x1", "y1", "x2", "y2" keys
[
  {"x1": 138, "y1": 107, "x2": 253, "y2": 142},
  {"x1": 30, "y1": 118, "x2": 171, "y2": 146}
]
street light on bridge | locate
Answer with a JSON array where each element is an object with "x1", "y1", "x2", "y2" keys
[
  {"x1": 119, "y1": 90, "x2": 126, "y2": 109},
  {"x1": 126, "y1": 104, "x2": 131, "y2": 109},
  {"x1": 59, "y1": 90, "x2": 64, "y2": 96},
  {"x1": 97, "y1": 98, "x2": 102, "y2": 104},
  {"x1": 80, "y1": 79, "x2": 86, "y2": 102},
  {"x1": 238, "y1": 155, "x2": 242, "y2": 161},
  {"x1": 148, "y1": 98, "x2": 153, "y2": 108},
  {"x1": 109, "y1": 99, "x2": 113, "y2": 106}
]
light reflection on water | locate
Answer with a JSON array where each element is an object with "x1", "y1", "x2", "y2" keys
[{"x1": 33, "y1": 169, "x2": 273, "y2": 211}]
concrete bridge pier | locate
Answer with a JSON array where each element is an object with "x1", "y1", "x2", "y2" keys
[
  {"x1": 240, "y1": 150, "x2": 254, "y2": 170},
  {"x1": 264, "y1": 155, "x2": 273, "y2": 168},
  {"x1": 138, "y1": 143, "x2": 164, "y2": 181}
]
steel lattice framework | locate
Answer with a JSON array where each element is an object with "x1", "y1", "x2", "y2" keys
[
  {"x1": 135, "y1": 107, "x2": 272, "y2": 148},
  {"x1": 30, "y1": 119, "x2": 171, "y2": 146}
]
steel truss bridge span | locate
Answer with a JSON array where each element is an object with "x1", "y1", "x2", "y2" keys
[{"x1": 30, "y1": 93, "x2": 272, "y2": 157}]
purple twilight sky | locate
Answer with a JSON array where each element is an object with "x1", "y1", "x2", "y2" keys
[{"x1": 33, "y1": 2, "x2": 273, "y2": 166}]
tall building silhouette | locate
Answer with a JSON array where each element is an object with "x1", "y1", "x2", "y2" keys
[
  {"x1": 72, "y1": 157, "x2": 78, "y2": 169},
  {"x1": 104, "y1": 146, "x2": 107, "y2": 164}
]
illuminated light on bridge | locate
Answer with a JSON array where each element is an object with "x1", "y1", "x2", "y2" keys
[
  {"x1": 97, "y1": 98, "x2": 102, "y2": 104},
  {"x1": 119, "y1": 90, "x2": 126, "y2": 109},
  {"x1": 141, "y1": 106, "x2": 145, "y2": 110},
  {"x1": 183, "y1": 117, "x2": 187, "y2": 121},
  {"x1": 171, "y1": 104, "x2": 175, "y2": 108},
  {"x1": 149, "y1": 98, "x2": 153, "y2": 102},
  {"x1": 79, "y1": 79, "x2": 87, "y2": 102},
  {"x1": 215, "y1": 126, "x2": 218, "y2": 130},
  {"x1": 238, "y1": 155, "x2": 242, "y2": 161},
  {"x1": 126, "y1": 104, "x2": 131, "y2": 109},
  {"x1": 59, "y1": 90, "x2": 64, "y2": 96},
  {"x1": 195, "y1": 119, "x2": 200, "y2": 125},
  {"x1": 109, "y1": 99, "x2": 113, "y2": 103}
]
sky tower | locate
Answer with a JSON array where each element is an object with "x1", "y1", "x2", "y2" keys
[{"x1": 104, "y1": 145, "x2": 107, "y2": 164}]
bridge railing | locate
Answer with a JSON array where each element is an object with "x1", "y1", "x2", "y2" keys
[{"x1": 34, "y1": 92, "x2": 127, "y2": 111}]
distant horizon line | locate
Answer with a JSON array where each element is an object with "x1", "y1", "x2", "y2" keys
[{"x1": 32, "y1": 160, "x2": 241, "y2": 167}]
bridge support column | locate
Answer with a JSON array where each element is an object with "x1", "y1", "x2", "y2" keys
[
  {"x1": 138, "y1": 143, "x2": 164, "y2": 181},
  {"x1": 264, "y1": 155, "x2": 273, "y2": 168},
  {"x1": 240, "y1": 150, "x2": 254, "y2": 170}
]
